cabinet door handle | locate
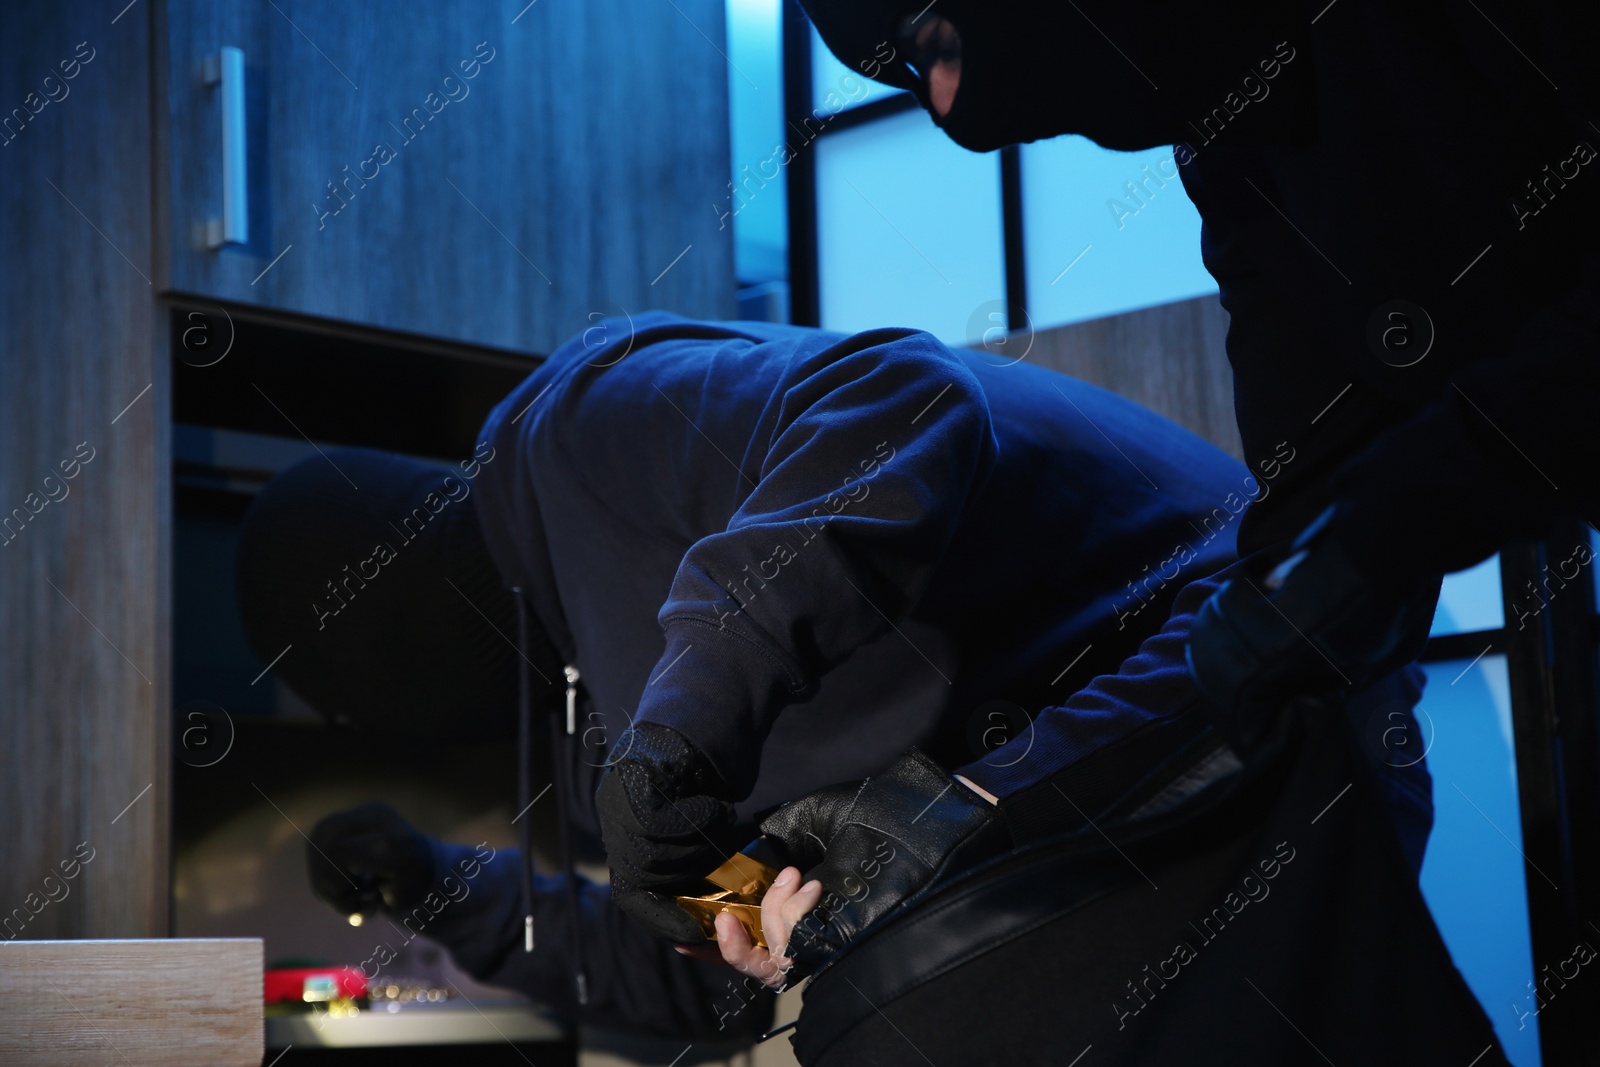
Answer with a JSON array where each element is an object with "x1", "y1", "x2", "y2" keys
[{"x1": 202, "y1": 46, "x2": 248, "y2": 249}]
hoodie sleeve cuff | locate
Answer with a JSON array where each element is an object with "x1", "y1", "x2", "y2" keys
[{"x1": 630, "y1": 622, "x2": 809, "y2": 800}]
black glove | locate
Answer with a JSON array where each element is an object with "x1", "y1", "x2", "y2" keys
[
  {"x1": 755, "y1": 749, "x2": 1008, "y2": 975},
  {"x1": 306, "y1": 801, "x2": 436, "y2": 917},
  {"x1": 1186, "y1": 506, "x2": 1437, "y2": 751},
  {"x1": 595, "y1": 721, "x2": 741, "y2": 942}
]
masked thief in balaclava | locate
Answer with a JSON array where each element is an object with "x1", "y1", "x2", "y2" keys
[
  {"x1": 782, "y1": 2, "x2": 1600, "y2": 858},
  {"x1": 237, "y1": 312, "x2": 1434, "y2": 1042},
  {"x1": 682, "y1": 1, "x2": 1599, "y2": 1051}
]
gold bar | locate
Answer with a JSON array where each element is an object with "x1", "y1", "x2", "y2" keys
[{"x1": 675, "y1": 853, "x2": 782, "y2": 948}]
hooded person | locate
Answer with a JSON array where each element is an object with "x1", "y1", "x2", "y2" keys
[{"x1": 232, "y1": 309, "x2": 1387, "y2": 1043}]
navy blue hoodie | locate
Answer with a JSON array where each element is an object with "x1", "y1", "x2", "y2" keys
[{"x1": 417, "y1": 313, "x2": 1248, "y2": 1037}]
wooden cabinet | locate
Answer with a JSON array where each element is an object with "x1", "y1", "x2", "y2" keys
[
  {"x1": 159, "y1": 0, "x2": 733, "y2": 350},
  {"x1": 0, "y1": 0, "x2": 733, "y2": 942}
]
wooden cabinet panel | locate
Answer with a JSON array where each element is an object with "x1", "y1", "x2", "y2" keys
[
  {"x1": 0, "y1": 0, "x2": 170, "y2": 941},
  {"x1": 160, "y1": 0, "x2": 735, "y2": 351}
]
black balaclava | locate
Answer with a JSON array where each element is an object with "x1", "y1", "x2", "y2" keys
[
  {"x1": 800, "y1": 0, "x2": 1311, "y2": 153},
  {"x1": 236, "y1": 448, "x2": 561, "y2": 741}
]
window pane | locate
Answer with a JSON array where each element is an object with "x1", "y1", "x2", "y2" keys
[
  {"x1": 1430, "y1": 554, "x2": 1505, "y2": 636},
  {"x1": 726, "y1": 0, "x2": 788, "y2": 284},
  {"x1": 1020, "y1": 137, "x2": 1216, "y2": 328},
  {"x1": 815, "y1": 109, "x2": 1005, "y2": 344},
  {"x1": 810, "y1": 25, "x2": 901, "y2": 114},
  {"x1": 1416, "y1": 654, "x2": 1540, "y2": 1066}
]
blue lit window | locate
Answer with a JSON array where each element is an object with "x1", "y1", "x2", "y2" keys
[
  {"x1": 725, "y1": 0, "x2": 788, "y2": 286},
  {"x1": 815, "y1": 109, "x2": 1004, "y2": 343},
  {"x1": 809, "y1": 25, "x2": 901, "y2": 113},
  {"x1": 1021, "y1": 136, "x2": 1216, "y2": 327},
  {"x1": 1417, "y1": 654, "x2": 1539, "y2": 1066},
  {"x1": 1431, "y1": 554, "x2": 1505, "y2": 636}
]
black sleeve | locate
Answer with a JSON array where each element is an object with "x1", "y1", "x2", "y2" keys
[
  {"x1": 1329, "y1": 248, "x2": 1600, "y2": 586},
  {"x1": 1179, "y1": 143, "x2": 1600, "y2": 585}
]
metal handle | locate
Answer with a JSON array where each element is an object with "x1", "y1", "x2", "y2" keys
[{"x1": 203, "y1": 46, "x2": 247, "y2": 249}]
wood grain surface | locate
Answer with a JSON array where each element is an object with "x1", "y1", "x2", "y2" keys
[{"x1": 0, "y1": 939, "x2": 262, "y2": 1066}]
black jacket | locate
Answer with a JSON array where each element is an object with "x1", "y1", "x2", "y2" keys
[{"x1": 1174, "y1": 2, "x2": 1600, "y2": 585}]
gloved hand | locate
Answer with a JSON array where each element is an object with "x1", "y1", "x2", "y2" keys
[
  {"x1": 1186, "y1": 505, "x2": 1437, "y2": 751},
  {"x1": 306, "y1": 801, "x2": 436, "y2": 918},
  {"x1": 595, "y1": 721, "x2": 741, "y2": 942},
  {"x1": 751, "y1": 748, "x2": 1009, "y2": 975}
]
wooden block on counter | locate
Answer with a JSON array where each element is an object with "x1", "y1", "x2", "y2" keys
[{"x1": 0, "y1": 938, "x2": 261, "y2": 1066}]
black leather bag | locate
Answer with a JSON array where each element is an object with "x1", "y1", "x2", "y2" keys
[{"x1": 789, "y1": 705, "x2": 1508, "y2": 1067}]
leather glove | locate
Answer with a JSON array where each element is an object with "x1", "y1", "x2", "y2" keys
[
  {"x1": 306, "y1": 801, "x2": 436, "y2": 917},
  {"x1": 754, "y1": 748, "x2": 1009, "y2": 975},
  {"x1": 595, "y1": 721, "x2": 741, "y2": 942},
  {"x1": 1186, "y1": 505, "x2": 1437, "y2": 751}
]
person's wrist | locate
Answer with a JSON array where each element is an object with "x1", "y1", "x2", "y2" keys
[{"x1": 954, "y1": 774, "x2": 999, "y2": 806}]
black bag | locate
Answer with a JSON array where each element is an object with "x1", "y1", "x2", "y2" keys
[{"x1": 790, "y1": 704, "x2": 1508, "y2": 1067}]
